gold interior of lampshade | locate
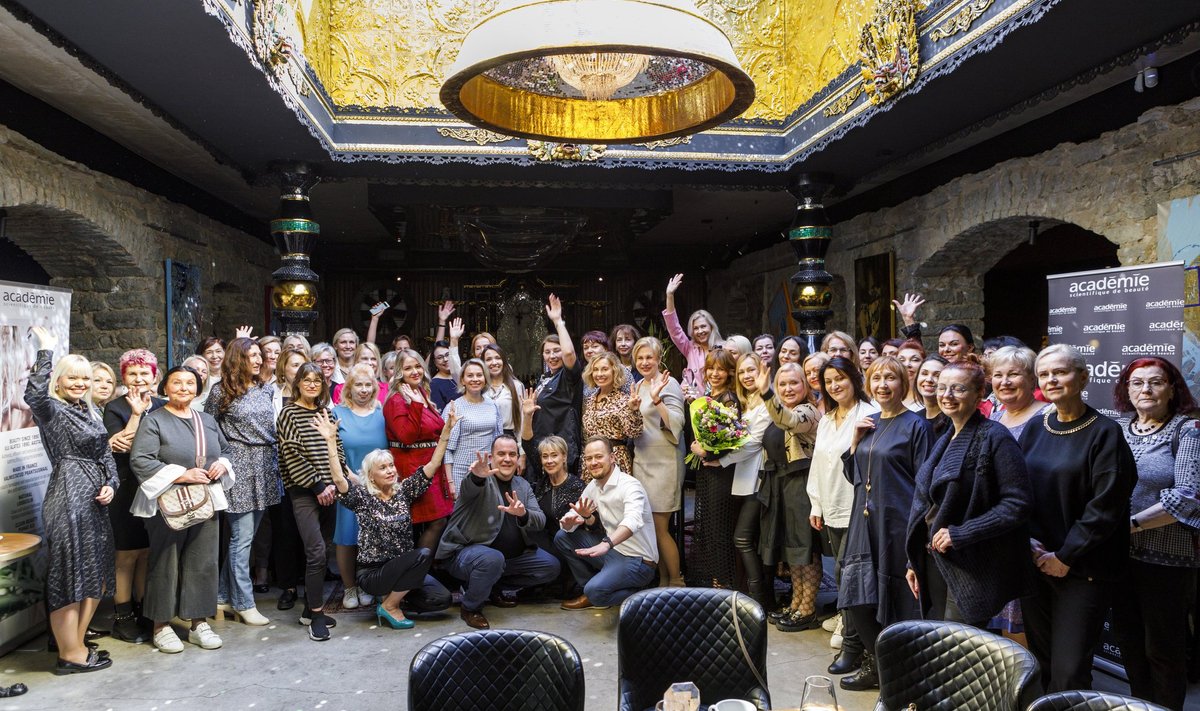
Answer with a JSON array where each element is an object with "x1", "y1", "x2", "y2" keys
[
  {"x1": 440, "y1": 0, "x2": 755, "y2": 143},
  {"x1": 272, "y1": 281, "x2": 318, "y2": 311}
]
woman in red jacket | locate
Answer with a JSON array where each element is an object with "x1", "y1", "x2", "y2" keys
[{"x1": 384, "y1": 349, "x2": 454, "y2": 550}]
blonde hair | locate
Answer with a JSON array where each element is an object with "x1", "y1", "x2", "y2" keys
[
  {"x1": 388, "y1": 349, "x2": 431, "y2": 398},
  {"x1": 537, "y1": 435, "x2": 569, "y2": 459},
  {"x1": 332, "y1": 328, "x2": 359, "y2": 348},
  {"x1": 821, "y1": 331, "x2": 860, "y2": 368},
  {"x1": 353, "y1": 342, "x2": 383, "y2": 380},
  {"x1": 631, "y1": 336, "x2": 662, "y2": 365},
  {"x1": 864, "y1": 355, "x2": 910, "y2": 401},
  {"x1": 774, "y1": 362, "x2": 809, "y2": 401},
  {"x1": 687, "y1": 309, "x2": 724, "y2": 348},
  {"x1": 457, "y1": 358, "x2": 488, "y2": 394},
  {"x1": 52, "y1": 354, "x2": 100, "y2": 420},
  {"x1": 360, "y1": 449, "x2": 400, "y2": 496},
  {"x1": 344, "y1": 363, "x2": 381, "y2": 409},
  {"x1": 583, "y1": 351, "x2": 628, "y2": 390},
  {"x1": 723, "y1": 335, "x2": 753, "y2": 359},
  {"x1": 733, "y1": 352, "x2": 764, "y2": 410}
]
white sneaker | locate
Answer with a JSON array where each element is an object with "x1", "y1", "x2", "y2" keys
[
  {"x1": 830, "y1": 616, "x2": 844, "y2": 649},
  {"x1": 822, "y1": 615, "x2": 839, "y2": 632},
  {"x1": 357, "y1": 589, "x2": 374, "y2": 606},
  {"x1": 237, "y1": 607, "x2": 270, "y2": 626},
  {"x1": 187, "y1": 622, "x2": 223, "y2": 650},
  {"x1": 154, "y1": 626, "x2": 184, "y2": 654},
  {"x1": 342, "y1": 586, "x2": 361, "y2": 610}
]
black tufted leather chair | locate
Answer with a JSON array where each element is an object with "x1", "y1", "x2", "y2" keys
[
  {"x1": 874, "y1": 619, "x2": 1041, "y2": 711},
  {"x1": 617, "y1": 588, "x2": 770, "y2": 711},
  {"x1": 408, "y1": 629, "x2": 585, "y2": 711},
  {"x1": 1026, "y1": 690, "x2": 1172, "y2": 711}
]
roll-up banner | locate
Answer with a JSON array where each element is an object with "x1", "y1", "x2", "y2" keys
[
  {"x1": 1047, "y1": 261, "x2": 1185, "y2": 680},
  {"x1": 1047, "y1": 262, "x2": 1185, "y2": 417},
  {"x1": 0, "y1": 279, "x2": 72, "y2": 653}
]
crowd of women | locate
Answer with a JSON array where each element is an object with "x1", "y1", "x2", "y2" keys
[{"x1": 25, "y1": 276, "x2": 1199, "y2": 709}]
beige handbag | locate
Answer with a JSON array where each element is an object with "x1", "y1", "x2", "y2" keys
[{"x1": 157, "y1": 411, "x2": 215, "y2": 531}]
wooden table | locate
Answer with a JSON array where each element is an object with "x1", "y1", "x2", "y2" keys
[{"x1": 0, "y1": 533, "x2": 41, "y2": 564}]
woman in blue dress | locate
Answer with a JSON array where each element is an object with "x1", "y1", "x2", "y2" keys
[{"x1": 332, "y1": 364, "x2": 388, "y2": 610}]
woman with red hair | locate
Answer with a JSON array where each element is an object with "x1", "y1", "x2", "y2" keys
[{"x1": 1112, "y1": 356, "x2": 1199, "y2": 710}]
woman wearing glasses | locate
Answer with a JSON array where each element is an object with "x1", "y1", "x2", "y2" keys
[
  {"x1": 1112, "y1": 357, "x2": 1200, "y2": 710},
  {"x1": 905, "y1": 361, "x2": 1035, "y2": 632}
]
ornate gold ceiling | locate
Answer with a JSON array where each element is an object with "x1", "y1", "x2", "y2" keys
[{"x1": 290, "y1": 0, "x2": 878, "y2": 122}]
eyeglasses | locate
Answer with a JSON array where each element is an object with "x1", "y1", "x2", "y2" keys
[
  {"x1": 935, "y1": 384, "x2": 970, "y2": 396},
  {"x1": 434, "y1": 353, "x2": 451, "y2": 361},
  {"x1": 314, "y1": 358, "x2": 335, "y2": 365},
  {"x1": 300, "y1": 377, "x2": 324, "y2": 386},
  {"x1": 1129, "y1": 379, "x2": 1168, "y2": 391}
]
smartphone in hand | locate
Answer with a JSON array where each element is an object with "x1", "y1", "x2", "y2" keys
[{"x1": 369, "y1": 301, "x2": 390, "y2": 316}]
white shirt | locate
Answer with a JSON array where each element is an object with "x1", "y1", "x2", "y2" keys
[
  {"x1": 806, "y1": 400, "x2": 879, "y2": 528},
  {"x1": 562, "y1": 466, "x2": 658, "y2": 563},
  {"x1": 717, "y1": 403, "x2": 770, "y2": 496},
  {"x1": 486, "y1": 380, "x2": 525, "y2": 433}
]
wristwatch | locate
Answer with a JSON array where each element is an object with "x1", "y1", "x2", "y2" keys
[
  {"x1": 601, "y1": 536, "x2": 613, "y2": 548},
  {"x1": 1130, "y1": 516, "x2": 1142, "y2": 530}
]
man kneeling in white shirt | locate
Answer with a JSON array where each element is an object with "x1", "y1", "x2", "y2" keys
[{"x1": 555, "y1": 436, "x2": 659, "y2": 610}]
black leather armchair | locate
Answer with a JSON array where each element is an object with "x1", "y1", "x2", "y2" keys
[
  {"x1": 874, "y1": 619, "x2": 1040, "y2": 711},
  {"x1": 1026, "y1": 690, "x2": 1172, "y2": 711},
  {"x1": 408, "y1": 629, "x2": 585, "y2": 711},
  {"x1": 617, "y1": 588, "x2": 770, "y2": 711}
]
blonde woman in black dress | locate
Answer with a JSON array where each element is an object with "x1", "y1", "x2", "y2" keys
[{"x1": 26, "y1": 327, "x2": 118, "y2": 674}]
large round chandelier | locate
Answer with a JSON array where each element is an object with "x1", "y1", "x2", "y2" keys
[{"x1": 439, "y1": 0, "x2": 755, "y2": 144}]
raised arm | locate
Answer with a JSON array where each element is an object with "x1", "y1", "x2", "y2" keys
[
  {"x1": 435, "y1": 301, "x2": 455, "y2": 343},
  {"x1": 545, "y1": 294, "x2": 577, "y2": 369}
]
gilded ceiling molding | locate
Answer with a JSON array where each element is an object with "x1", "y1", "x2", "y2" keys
[
  {"x1": 822, "y1": 83, "x2": 864, "y2": 117},
  {"x1": 252, "y1": 0, "x2": 311, "y2": 96},
  {"x1": 436, "y1": 127, "x2": 515, "y2": 145},
  {"x1": 633, "y1": 136, "x2": 694, "y2": 150},
  {"x1": 859, "y1": 0, "x2": 920, "y2": 105},
  {"x1": 929, "y1": 0, "x2": 995, "y2": 41},
  {"x1": 526, "y1": 141, "x2": 607, "y2": 162}
]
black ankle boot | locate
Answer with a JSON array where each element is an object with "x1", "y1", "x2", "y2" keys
[
  {"x1": 827, "y1": 649, "x2": 862, "y2": 675},
  {"x1": 839, "y1": 652, "x2": 878, "y2": 691},
  {"x1": 111, "y1": 602, "x2": 148, "y2": 643}
]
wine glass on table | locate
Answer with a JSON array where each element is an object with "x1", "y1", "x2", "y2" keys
[{"x1": 800, "y1": 675, "x2": 839, "y2": 710}]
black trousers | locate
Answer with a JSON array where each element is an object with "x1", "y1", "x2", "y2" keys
[
  {"x1": 1111, "y1": 559, "x2": 1193, "y2": 711},
  {"x1": 1022, "y1": 573, "x2": 1112, "y2": 693},
  {"x1": 733, "y1": 495, "x2": 764, "y2": 595},
  {"x1": 357, "y1": 550, "x2": 432, "y2": 598},
  {"x1": 824, "y1": 526, "x2": 863, "y2": 657},
  {"x1": 848, "y1": 604, "x2": 883, "y2": 656},
  {"x1": 287, "y1": 488, "x2": 335, "y2": 611}
]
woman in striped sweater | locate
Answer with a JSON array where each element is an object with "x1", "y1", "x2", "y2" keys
[{"x1": 277, "y1": 362, "x2": 348, "y2": 642}]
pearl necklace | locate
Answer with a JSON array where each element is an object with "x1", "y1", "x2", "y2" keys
[{"x1": 1042, "y1": 408, "x2": 1098, "y2": 436}]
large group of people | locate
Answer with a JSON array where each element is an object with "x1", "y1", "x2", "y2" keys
[{"x1": 22, "y1": 278, "x2": 1199, "y2": 710}]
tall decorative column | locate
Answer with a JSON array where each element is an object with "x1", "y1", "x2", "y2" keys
[
  {"x1": 787, "y1": 173, "x2": 835, "y2": 355},
  {"x1": 270, "y1": 163, "x2": 321, "y2": 337}
]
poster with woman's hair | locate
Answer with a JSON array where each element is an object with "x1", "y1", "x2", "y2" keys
[{"x1": 0, "y1": 279, "x2": 72, "y2": 652}]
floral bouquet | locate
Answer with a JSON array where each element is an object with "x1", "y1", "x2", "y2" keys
[{"x1": 684, "y1": 396, "x2": 749, "y2": 470}]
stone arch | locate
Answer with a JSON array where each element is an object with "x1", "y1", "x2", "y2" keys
[
  {"x1": 907, "y1": 216, "x2": 1118, "y2": 345},
  {"x1": 0, "y1": 204, "x2": 160, "y2": 363}
]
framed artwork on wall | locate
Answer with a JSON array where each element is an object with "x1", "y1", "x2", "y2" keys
[
  {"x1": 854, "y1": 251, "x2": 895, "y2": 342},
  {"x1": 164, "y1": 259, "x2": 202, "y2": 367},
  {"x1": 767, "y1": 280, "x2": 798, "y2": 341}
]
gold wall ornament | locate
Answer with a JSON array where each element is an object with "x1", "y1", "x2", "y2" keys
[
  {"x1": 252, "y1": 0, "x2": 312, "y2": 96},
  {"x1": 526, "y1": 141, "x2": 607, "y2": 162},
  {"x1": 822, "y1": 82, "x2": 864, "y2": 117},
  {"x1": 634, "y1": 135, "x2": 694, "y2": 149},
  {"x1": 929, "y1": 0, "x2": 994, "y2": 42},
  {"x1": 858, "y1": 0, "x2": 919, "y2": 105},
  {"x1": 439, "y1": 0, "x2": 756, "y2": 143},
  {"x1": 436, "y1": 127, "x2": 516, "y2": 144}
]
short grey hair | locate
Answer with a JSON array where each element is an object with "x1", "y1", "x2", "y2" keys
[
  {"x1": 987, "y1": 345, "x2": 1037, "y2": 378},
  {"x1": 1035, "y1": 344, "x2": 1089, "y2": 379}
]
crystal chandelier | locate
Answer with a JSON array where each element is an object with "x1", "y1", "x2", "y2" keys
[
  {"x1": 440, "y1": 0, "x2": 755, "y2": 144},
  {"x1": 547, "y1": 52, "x2": 650, "y2": 101}
]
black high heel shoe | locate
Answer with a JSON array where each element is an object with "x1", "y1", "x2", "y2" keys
[{"x1": 54, "y1": 649, "x2": 112, "y2": 675}]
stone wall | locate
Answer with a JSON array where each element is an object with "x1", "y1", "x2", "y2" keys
[
  {"x1": 0, "y1": 122, "x2": 276, "y2": 365},
  {"x1": 708, "y1": 97, "x2": 1200, "y2": 348}
]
